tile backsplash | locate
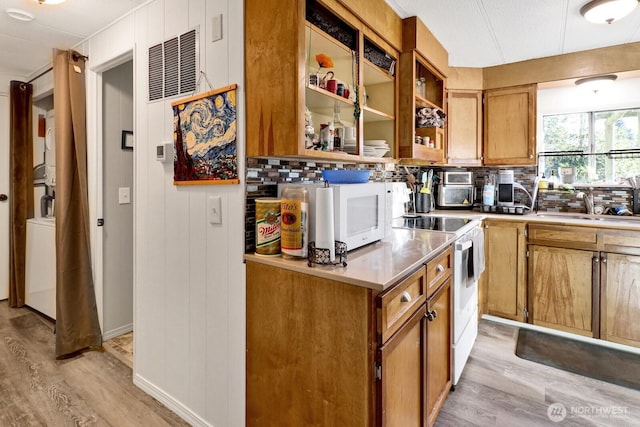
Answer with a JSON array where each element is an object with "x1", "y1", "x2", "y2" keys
[{"x1": 244, "y1": 159, "x2": 636, "y2": 252}]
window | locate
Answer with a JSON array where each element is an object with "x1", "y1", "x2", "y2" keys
[{"x1": 540, "y1": 108, "x2": 640, "y2": 184}]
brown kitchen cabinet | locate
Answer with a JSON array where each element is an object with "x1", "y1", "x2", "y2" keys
[
  {"x1": 398, "y1": 50, "x2": 446, "y2": 164},
  {"x1": 600, "y1": 230, "x2": 640, "y2": 348},
  {"x1": 483, "y1": 219, "x2": 527, "y2": 322},
  {"x1": 446, "y1": 90, "x2": 483, "y2": 166},
  {"x1": 246, "y1": 245, "x2": 453, "y2": 426},
  {"x1": 483, "y1": 84, "x2": 537, "y2": 165},
  {"x1": 529, "y1": 245, "x2": 595, "y2": 337},
  {"x1": 245, "y1": 0, "x2": 397, "y2": 162}
]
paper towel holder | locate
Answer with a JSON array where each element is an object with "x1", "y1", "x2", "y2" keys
[{"x1": 307, "y1": 241, "x2": 348, "y2": 267}]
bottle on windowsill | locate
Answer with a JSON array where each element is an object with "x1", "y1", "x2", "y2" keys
[
  {"x1": 538, "y1": 173, "x2": 549, "y2": 190},
  {"x1": 548, "y1": 170, "x2": 559, "y2": 190}
]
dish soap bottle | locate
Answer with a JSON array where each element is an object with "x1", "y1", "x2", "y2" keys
[
  {"x1": 538, "y1": 173, "x2": 549, "y2": 190},
  {"x1": 548, "y1": 170, "x2": 559, "y2": 190},
  {"x1": 280, "y1": 186, "x2": 309, "y2": 258}
]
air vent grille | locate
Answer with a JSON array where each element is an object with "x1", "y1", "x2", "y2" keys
[
  {"x1": 148, "y1": 43, "x2": 163, "y2": 101},
  {"x1": 180, "y1": 29, "x2": 197, "y2": 93},
  {"x1": 148, "y1": 28, "x2": 199, "y2": 102}
]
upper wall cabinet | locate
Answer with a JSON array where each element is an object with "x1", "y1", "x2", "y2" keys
[
  {"x1": 483, "y1": 84, "x2": 537, "y2": 165},
  {"x1": 245, "y1": 0, "x2": 398, "y2": 163},
  {"x1": 446, "y1": 90, "x2": 483, "y2": 166},
  {"x1": 398, "y1": 17, "x2": 448, "y2": 165}
]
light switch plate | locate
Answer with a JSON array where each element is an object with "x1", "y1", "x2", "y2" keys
[
  {"x1": 208, "y1": 196, "x2": 222, "y2": 224},
  {"x1": 119, "y1": 187, "x2": 131, "y2": 204},
  {"x1": 212, "y1": 14, "x2": 223, "y2": 42}
]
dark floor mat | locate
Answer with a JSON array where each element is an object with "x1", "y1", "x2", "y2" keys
[{"x1": 516, "y1": 328, "x2": 640, "y2": 391}]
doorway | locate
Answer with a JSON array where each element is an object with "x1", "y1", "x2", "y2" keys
[{"x1": 100, "y1": 60, "x2": 134, "y2": 350}]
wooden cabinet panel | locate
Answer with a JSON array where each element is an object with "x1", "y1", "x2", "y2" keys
[
  {"x1": 602, "y1": 229, "x2": 640, "y2": 256},
  {"x1": 446, "y1": 90, "x2": 483, "y2": 165},
  {"x1": 426, "y1": 246, "x2": 452, "y2": 298},
  {"x1": 425, "y1": 278, "x2": 452, "y2": 427},
  {"x1": 484, "y1": 220, "x2": 527, "y2": 321},
  {"x1": 379, "y1": 267, "x2": 426, "y2": 343},
  {"x1": 246, "y1": 262, "x2": 374, "y2": 426},
  {"x1": 379, "y1": 305, "x2": 425, "y2": 427},
  {"x1": 601, "y1": 253, "x2": 640, "y2": 347},
  {"x1": 530, "y1": 246, "x2": 595, "y2": 337},
  {"x1": 528, "y1": 224, "x2": 598, "y2": 250},
  {"x1": 483, "y1": 84, "x2": 536, "y2": 165}
]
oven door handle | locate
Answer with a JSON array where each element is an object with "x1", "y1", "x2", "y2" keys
[{"x1": 455, "y1": 240, "x2": 473, "y2": 252}]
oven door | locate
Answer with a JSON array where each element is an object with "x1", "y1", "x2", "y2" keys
[{"x1": 453, "y1": 237, "x2": 477, "y2": 341}]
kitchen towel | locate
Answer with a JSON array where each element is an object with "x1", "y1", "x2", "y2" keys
[
  {"x1": 315, "y1": 186, "x2": 335, "y2": 262},
  {"x1": 470, "y1": 226, "x2": 485, "y2": 282}
]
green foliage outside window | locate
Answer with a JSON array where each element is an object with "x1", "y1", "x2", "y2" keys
[{"x1": 541, "y1": 109, "x2": 640, "y2": 184}]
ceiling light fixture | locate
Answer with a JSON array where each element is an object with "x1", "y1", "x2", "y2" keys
[
  {"x1": 575, "y1": 74, "x2": 618, "y2": 93},
  {"x1": 580, "y1": 0, "x2": 638, "y2": 24},
  {"x1": 5, "y1": 8, "x2": 34, "y2": 21},
  {"x1": 33, "y1": 0, "x2": 66, "y2": 4}
]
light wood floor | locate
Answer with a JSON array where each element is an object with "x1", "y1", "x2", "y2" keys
[
  {"x1": 0, "y1": 301, "x2": 188, "y2": 427},
  {"x1": 437, "y1": 320, "x2": 640, "y2": 426}
]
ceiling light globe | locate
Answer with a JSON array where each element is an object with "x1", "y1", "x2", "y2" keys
[{"x1": 580, "y1": 0, "x2": 638, "y2": 24}]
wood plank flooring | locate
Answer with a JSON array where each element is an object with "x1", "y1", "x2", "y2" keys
[
  {"x1": 0, "y1": 301, "x2": 188, "y2": 427},
  {"x1": 437, "y1": 320, "x2": 640, "y2": 426}
]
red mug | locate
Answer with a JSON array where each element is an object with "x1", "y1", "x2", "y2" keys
[
  {"x1": 343, "y1": 88, "x2": 350, "y2": 99},
  {"x1": 326, "y1": 79, "x2": 338, "y2": 94}
]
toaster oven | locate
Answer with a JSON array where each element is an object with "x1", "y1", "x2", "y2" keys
[{"x1": 435, "y1": 184, "x2": 476, "y2": 209}]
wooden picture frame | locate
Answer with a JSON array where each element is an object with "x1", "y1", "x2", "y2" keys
[
  {"x1": 121, "y1": 130, "x2": 134, "y2": 150},
  {"x1": 171, "y1": 84, "x2": 239, "y2": 185}
]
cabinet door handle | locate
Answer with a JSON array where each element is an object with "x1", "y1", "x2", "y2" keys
[
  {"x1": 426, "y1": 310, "x2": 437, "y2": 321},
  {"x1": 602, "y1": 258, "x2": 607, "y2": 264},
  {"x1": 400, "y1": 291, "x2": 412, "y2": 303},
  {"x1": 0, "y1": 194, "x2": 7, "y2": 202},
  {"x1": 436, "y1": 264, "x2": 445, "y2": 273}
]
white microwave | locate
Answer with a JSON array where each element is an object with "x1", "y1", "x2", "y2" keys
[{"x1": 278, "y1": 182, "x2": 392, "y2": 252}]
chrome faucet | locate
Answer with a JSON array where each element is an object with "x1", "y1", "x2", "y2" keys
[{"x1": 576, "y1": 189, "x2": 594, "y2": 215}]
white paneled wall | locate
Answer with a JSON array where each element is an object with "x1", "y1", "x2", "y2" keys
[{"x1": 83, "y1": 1, "x2": 245, "y2": 426}]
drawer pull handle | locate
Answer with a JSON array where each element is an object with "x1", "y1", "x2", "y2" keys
[
  {"x1": 436, "y1": 264, "x2": 445, "y2": 273},
  {"x1": 400, "y1": 291, "x2": 412, "y2": 303},
  {"x1": 426, "y1": 310, "x2": 437, "y2": 321}
]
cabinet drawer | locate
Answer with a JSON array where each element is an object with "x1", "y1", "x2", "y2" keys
[
  {"x1": 426, "y1": 247, "x2": 452, "y2": 298},
  {"x1": 603, "y1": 230, "x2": 640, "y2": 256},
  {"x1": 528, "y1": 224, "x2": 598, "y2": 250},
  {"x1": 378, "y1": 267, "x2": 427, "y2": 343}
]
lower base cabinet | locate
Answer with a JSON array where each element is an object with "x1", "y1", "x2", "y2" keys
[
  {"x1": 529, "y1": 245, "x2": 595, "y2": 337},
  {"x1": 601, "y1": 252, "x2": 640, "y2": 347},
  {"x1": 246, "y1": 247, "x2": 453, "y2": 426}
]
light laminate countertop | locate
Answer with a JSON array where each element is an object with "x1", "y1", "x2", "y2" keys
[{"x1": 244, "y1": 227, "x2": 460, "y2": 292}]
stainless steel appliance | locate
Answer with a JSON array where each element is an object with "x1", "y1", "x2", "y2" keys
[
  {"x1": 435, "y1": 171, "x2": 475, "y2": 209},
  {"x1": 497, "y1": 170, "x2": 515, "y2": 207}
]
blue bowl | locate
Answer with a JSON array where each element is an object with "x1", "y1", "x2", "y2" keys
[{"x1": 321, "y1": 169, "x2": 371, "y2": 184}]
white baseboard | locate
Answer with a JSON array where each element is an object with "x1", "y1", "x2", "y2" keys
[
  {"x1": 102, "y1": 323, "x2": 133, "y2": 341},
  {"x1": 133, "y1": 374, "x2": 211, "y2": 427},
  {"x1": 482, "y1": 314, "x2": 640, "y2": 355}
]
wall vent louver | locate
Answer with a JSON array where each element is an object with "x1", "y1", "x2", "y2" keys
[
  {"x1": 148, "y1": 43, "x2": 163, "y2": 101},
  {"x1": 147, "y1": 28, "x2": 198, "y2": 102}
]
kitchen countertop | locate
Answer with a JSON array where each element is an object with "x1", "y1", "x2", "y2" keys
[
  {"x1": 244, "y1": 227, "x2": 461, "y2": 292},
  {"x1": 423, "y1": 209, "x2": 640, "y2": 231}
]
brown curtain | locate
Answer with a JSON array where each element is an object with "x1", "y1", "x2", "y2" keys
[
  {"x1": 54, "y1": 49, "x2": 102, "y2": 358},
  {"x1": 9, "y1": 81, "x2": 34, "y2": 307}
]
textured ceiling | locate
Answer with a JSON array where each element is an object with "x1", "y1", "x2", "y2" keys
[
  {"x1": 0, "y1": 0, "x2": 147, "y2": 78},
  {"x1": 386, "y1": 0, "x2": 640, "y2": 67}
]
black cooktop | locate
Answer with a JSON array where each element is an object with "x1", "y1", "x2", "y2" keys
[{"x1": 391, "y1": 215, "x2": 473, "y2": 233}]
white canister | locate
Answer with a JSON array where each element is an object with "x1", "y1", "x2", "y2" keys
[{"x1": 482, "y1": 184, "x2": 495, "y2": 206}]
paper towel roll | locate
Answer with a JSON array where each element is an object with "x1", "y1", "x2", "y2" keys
[{"x1": 315, "y1": 187, "x2": 335, "y2": 262}]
